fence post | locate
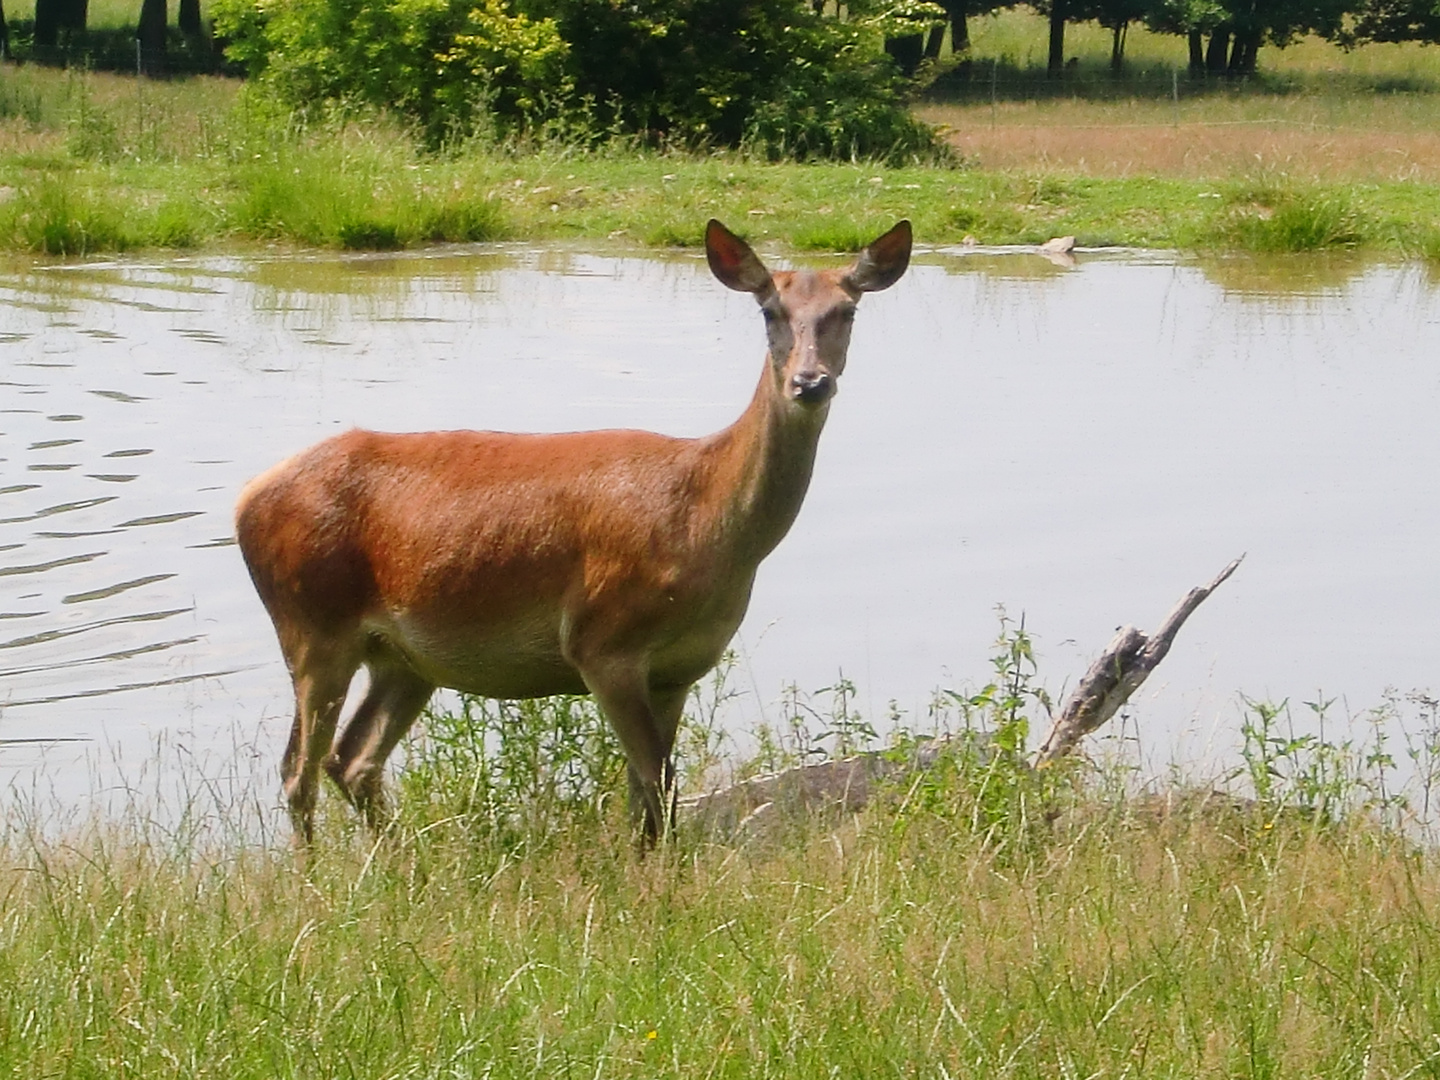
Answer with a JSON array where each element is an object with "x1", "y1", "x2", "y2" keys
[{"x1": 991, "y1": 59, "x2": 998, "y2": 130}]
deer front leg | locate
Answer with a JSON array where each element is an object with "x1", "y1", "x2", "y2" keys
[{"x1": 581, "y1": 664, "x2": 679, "y2": 844}]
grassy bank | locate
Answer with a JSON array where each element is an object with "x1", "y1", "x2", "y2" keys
[
  {"x1": 3, "y1": 65, "x2": 1440, "y2": 258},
  {"x1": 4, "y1": 685, "x2": 1440, "y2": 1078}
]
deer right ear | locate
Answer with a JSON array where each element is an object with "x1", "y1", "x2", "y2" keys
[{"x1": 706, "y1": 220, "x2": 774, "y2": 296}]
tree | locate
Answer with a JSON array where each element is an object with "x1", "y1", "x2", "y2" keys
[
  {"x1": 138, "y1": 0, "x2": 167, "y2": 74},
  {"x1": 179, "y1": 0, "x2": 203, "y2": 36},
  {"x1": 1071, "y1": 0, "x2": 1152, "y2": 70},
  {"x1": 923, "y1": 0, "x2": 1004, "y2": 62},
  {"x1": 0, "y1": 0, "x2": 8, "y2": 59},
  {"x1": 854, "y1": 1, "x2": 946, "y2": 78},
  {"x1": 33, "y1": 0, "x2": 87, "y2": 54},
  {"x1": 1146, "y1": 0, "x2": 1221, "y2": 71},
  {"x1": 1147, "y1": 0, "x2": 1345, "y2": 77},
  {"x1": 1351, "y1": 0, "x2": 1440, "y2": 43},
  {"x1": 1047, "y1": 0, "x2": 1066, "y2": 74}
]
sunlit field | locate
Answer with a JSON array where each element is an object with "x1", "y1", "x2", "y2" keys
[{"x1": 920, "y1": 10, "x2": 1440, "y2": 180}]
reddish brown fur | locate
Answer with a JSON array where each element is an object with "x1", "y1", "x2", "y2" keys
[{"x1": 236, "y1": 219, "x2": 912, "y2": 843}]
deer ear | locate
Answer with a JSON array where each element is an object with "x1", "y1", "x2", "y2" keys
[
  {"x1": 844, "y1": 220, "x2": 912, "y2": 294},
  {"x1": 706, "y1": 220, "x2": 774, "y2": 296}
]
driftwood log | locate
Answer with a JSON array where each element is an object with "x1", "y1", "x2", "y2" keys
[
  {"x1": 682, "y1": 557, "x2": 1243, "y2": 835},
  {"x1": 1032, "y1": 555, "x2": 1243, "y2": 766}
]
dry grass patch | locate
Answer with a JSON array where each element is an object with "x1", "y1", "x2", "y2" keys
[{"x1": 926, "y1": 113, "x2": 1440, "y2": 182}]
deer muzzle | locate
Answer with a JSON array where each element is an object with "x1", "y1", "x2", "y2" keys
[{"x1": 790, "y1": 369, "x2": 834, "y2": 405}]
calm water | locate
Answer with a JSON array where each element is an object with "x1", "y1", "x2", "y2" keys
[{"x1": 2, "y1": 244, "x2": 1438, "y2": 810}]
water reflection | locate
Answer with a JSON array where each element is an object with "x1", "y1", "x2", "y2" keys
[{"x1": 2, "y1": 245, "x2": 1439, "y2": 811}]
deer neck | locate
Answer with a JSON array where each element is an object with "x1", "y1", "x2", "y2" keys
[{"x1": 700, "y1": 359, "x2": 829, "y2": 566}]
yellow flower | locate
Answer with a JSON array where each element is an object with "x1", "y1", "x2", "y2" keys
[{"x1": 646, "y1": 1030, "x2": 658, "y2": 1040}]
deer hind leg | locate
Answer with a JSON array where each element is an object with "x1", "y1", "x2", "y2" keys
[
  {"x1": 279, "y1": 636, "x2": 362, "y2": 844},
  {"x1": 325, "y1": 647, "x2": 434, "y2": 830}
]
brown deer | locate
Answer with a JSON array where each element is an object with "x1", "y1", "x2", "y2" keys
[{"x1": 235, "y1": 219, "x2": 912, "y2": 843}]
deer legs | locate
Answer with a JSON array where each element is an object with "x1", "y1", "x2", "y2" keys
[
  {"x1": 280, "y1": 634, "x2": 436, "y2": 841},
  {"x1": 279, "y1": 639, "x2": 358, "y2": 844},
  {"x1": 325, "y1": 655, "x2": 436, "y2": 828},
  {"x1": 583, "y1": 666, "x2": 688, "y2": 844}
]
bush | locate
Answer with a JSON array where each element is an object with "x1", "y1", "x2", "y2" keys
[
  {"x1": 212, "y1": 0, "x2": 945, "y2": 160},
  {"x1": 212, "y1": 0, "x2": 570, "y2": 144}
]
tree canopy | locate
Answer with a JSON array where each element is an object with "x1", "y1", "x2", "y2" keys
[{"x1": 210, "y1": 0, "x2": 948, "y2": 161}]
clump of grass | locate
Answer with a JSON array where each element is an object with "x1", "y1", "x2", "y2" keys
[
  {"x1": 1202, "y1": 184, "x2": 1366, "y2": 252},
  {"x1": 0, "y1": 172, "x2": 135, "y2": 254}
]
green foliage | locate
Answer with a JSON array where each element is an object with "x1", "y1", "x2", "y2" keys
[
  {"x1": 398, "y1": 691, "x2": 628, "y2": 847},
  {"x1": 912, "y1": 608, "x2": 1071, "y2": 845},
  {"x1": 212, "y1": 0, "x2": 570, "y2": 143},
  {"x1": 211, "y1": 0, "x2": 945, "y2": 160},
  {"x1": 2, "y1": 172, "x2": 131, "y2": 254},
  {"x1": 1235, "y1": 694, "x2": 1404, "y2": 826},
  {"x1": 742, "y1": 36, "x2": 949, "y2": 164}
]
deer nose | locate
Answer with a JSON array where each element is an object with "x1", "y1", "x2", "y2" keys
[{"x1": 790, "y1": 369, "x2": 833, "y2": 405}]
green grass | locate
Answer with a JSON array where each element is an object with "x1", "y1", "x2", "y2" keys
[
  {"x1": 2, "y1": 628, "x2": 1438, "y2": 1077},
  {"x1": 3, "y1": 684, "x2": 1440, "y2": 1079},
  {"x1": 3, "y1": 47, "x2": 1440, "y2": 258}
]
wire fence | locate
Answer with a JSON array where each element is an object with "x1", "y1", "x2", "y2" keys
[
  {"x1": 0, "y1": 23, "x2": 232, "y2": 77},
  {"x1": 925, "y1": 58, "x2": 1440, "y2": 106}
]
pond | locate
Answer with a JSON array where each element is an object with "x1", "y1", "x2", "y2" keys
[{"x1": 2, "y1": 243, "x2": 1438, "y2": 811}]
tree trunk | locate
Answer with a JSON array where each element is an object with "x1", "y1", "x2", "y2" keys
[
  {"x1": 1047, "y1": 0, "x2": 1066, "y2": 77},
  {"x1": 1205, "y1": 26, "x2": 1230, "y2": 74},
  {"x1": 178, "y1": 0, "x2": 201, "y2": 37},
  {"x1": 1109, "y1": 21, "x2": 1127, "y2": 74},
  {"x1": 33, "y1": 0, "x2": 60, "y2": 51},
  {"x1": 924, "y1": 22, "x2": 945, "y2": 60},
  {"x1": 884, "y1": 33, "x2": 925, "y2": 77},
  {"x1": 1187, "y1": 29, "x2": 1204, "y2": 74},
  {"x1": 951, "y1": 3, "x2": 970, "y2": 53},
  {"x1": 1228, "y1": 29, "x2": 1259, "y2": 75},
  {"x1": 137, "y1": 0, "x2": 166, "y2": 76},
  {"x1": 59, "y1": 0, "x2": 86, "y2": 36},
  {"x1": 0, "y1": 0, "x2": 8, "y2": 60}
]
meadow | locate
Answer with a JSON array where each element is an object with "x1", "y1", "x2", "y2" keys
[{"x1": 2, "y1": 10, "x2": 1440, "y2": 256}]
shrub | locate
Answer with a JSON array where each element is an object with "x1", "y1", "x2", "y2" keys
[
  {"x1": 212, "y1": 0, "x2": 570, "y2": 144},
  {"x1": 212, "y1": 0, "x2": 945, "y2": 160}
]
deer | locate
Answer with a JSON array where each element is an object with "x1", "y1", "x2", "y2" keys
[{"x1": 234, "y1": 218, "x2": 912, "y2": 844}]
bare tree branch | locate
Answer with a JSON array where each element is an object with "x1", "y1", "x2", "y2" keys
[{"x1": 1033, "y1": 556, "x2": 1244, "y2": 767}]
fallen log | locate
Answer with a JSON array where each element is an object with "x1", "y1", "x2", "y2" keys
[{"x1": 681, "y1": 557, "x2": 1243, "y2": 835}]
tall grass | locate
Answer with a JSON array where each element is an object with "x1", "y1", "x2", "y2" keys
[
  {"x1": 1, "y1": 619, "x2": 1439, "y2": 1076},
  {"x1": 4, "y1": 674, "x2": 1440, "y2": 1076}
]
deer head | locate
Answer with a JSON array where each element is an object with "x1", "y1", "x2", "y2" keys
[{"x1": 705, "y1": 219, "x2": 912, "y2": 410}]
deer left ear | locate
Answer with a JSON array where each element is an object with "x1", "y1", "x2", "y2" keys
[{"x1": 844, "y1": 220, "x2": 912, "y2": 294}]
